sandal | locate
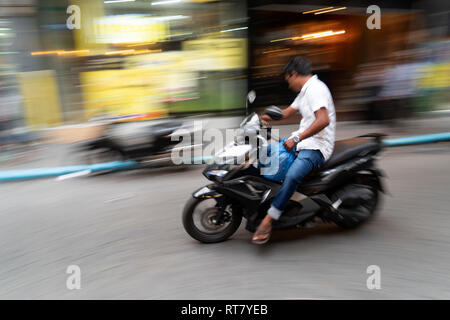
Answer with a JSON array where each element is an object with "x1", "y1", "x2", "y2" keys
[{"x1": 252, "y1": 225, "x2": 272, "y2": 245}]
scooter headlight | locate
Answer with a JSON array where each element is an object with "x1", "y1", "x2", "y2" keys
[
  {"x1": 203, "y1": 163, "x2": 230, "y2": 182},
  {"x1": 202, "y1": 162, "x2": 246, "y2": 182},
  {"x1": 206, "y1": 169, "x2": 228, "y2": 178}
]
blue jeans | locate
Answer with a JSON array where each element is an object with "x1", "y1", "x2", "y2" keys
[{"x1": 268, "y1": 149, "x2": 325, "y2": 220}]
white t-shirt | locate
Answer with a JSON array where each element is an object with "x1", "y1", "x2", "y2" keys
[{"x1": 290, "y1": 75, "x2": 336, "y2": 161}]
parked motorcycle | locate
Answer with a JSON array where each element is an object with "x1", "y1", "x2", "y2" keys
[
  {"x1": 75, "y1": 118, "x2": 201, "y2": 167},
  {"x1": 182, "y1": 92, "x2": 387, "y2": 243}
]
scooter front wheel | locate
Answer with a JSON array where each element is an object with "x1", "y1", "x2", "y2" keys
[{"x1": 182, "y1": 197, "x2": 242, "y2": 243}]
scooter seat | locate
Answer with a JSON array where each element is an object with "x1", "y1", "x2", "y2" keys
[
  {"x1": 242, "y1": 136, "x2": 382, "y2": 184},
  {"x1": 319, "y1": 137, "x2": 381, "y2": 171}
]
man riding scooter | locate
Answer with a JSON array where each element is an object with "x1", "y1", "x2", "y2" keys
[{"x1": 252, "y1": 56, "x2": 336, "y2": 244}]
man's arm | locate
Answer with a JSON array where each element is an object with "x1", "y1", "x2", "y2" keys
[
  {"x1": 297, "y1": 107, "x2": 330, "y2": 141},
  {"x1": 283, "y1": 107, "x2": 330, "y2": 151},
  {"x1": 260, "y1": 106, "x2": 298, "y2": 125},
  {"x1": 281, "y1": 106, "x2": 298, "y2": 119}
]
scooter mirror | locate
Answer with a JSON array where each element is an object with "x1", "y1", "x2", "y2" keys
[{"x1": 247, "y1": 90, "x2": 256, "y2": 104}]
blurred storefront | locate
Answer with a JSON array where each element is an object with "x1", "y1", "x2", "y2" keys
[
  {"x1": 1, "y1": 0, "x2": 449, "y2": 130},
  {"x1": 6, "y1": 0, "x2": 248, "y2": 129},
  {"x1": 0, "y1": 1, "x2": 38, "y2": 133},
  {"x1": 247, "y1": 0, "x2": 450, "y2": 120}
]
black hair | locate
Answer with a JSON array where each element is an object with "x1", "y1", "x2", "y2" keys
[{"x1": 284, "y1": 56, "x2": 312, "y2": 76}]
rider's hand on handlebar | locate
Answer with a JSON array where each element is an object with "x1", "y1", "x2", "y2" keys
[{"x1": 260, "y1": 114, "x2": 271, "y2": 127}]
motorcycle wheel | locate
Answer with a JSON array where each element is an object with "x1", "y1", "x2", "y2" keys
[
  {"x1": 182, "y1": 197, "x2": 242, "y2": 243},
  {"x1": 330, "y1": 181, "x2": 379, "y2": 229}
]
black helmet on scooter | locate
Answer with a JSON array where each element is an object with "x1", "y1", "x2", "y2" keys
[{"x1": 263, "y1": 106, "x2": 283, "y2": 121}]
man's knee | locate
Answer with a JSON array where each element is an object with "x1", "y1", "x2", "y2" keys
[{"x1": 285, "y1": 159, "x2": 313, "y2": 184}]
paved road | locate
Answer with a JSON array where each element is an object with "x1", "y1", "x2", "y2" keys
[{"x1": 1, "y1": 121, "x2": 450, "y2": 299}]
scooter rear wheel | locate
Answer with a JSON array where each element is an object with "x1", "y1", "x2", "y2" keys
[
  {"x1": 182, "y1": 197, "x2": 242, "y2": 243},
  {"x1": 330, "y1": 182, "x2": 379, "y2": 229}
]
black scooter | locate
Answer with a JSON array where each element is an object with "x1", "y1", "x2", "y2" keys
[{"x1": 182, "y1": 94, "x2": 386, "y2": 243}]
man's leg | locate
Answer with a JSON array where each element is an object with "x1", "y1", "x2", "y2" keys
[
  {"x1": 268, "y1": 149, "x2": 324, "y2": 219},
  {"x1": 252, "y1": 149, "x2": 324, "y2": 243}
]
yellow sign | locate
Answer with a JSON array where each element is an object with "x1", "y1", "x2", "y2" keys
[
  {"x1": 419, "y1": 63, "x2": 450, "y2": 89},
  {"x1": 71, "y1": 0, "x2": 167, "y2": 48},
  {"x1": 93, "y1": 16, "x2": 168, "y2": 44},
  {"x1": 80, "y1": 52, "x2": 198, "y2": 119},
  {"x1": 80, "y1": 68, "x2": 167, "y2": 119},
  {"x1": 183, "y1": 38, "x2": 247, "y2": 71},
  {"x1": 18, "y1": 70, "x2": 62, "y2": 128},
  {"x1": 71, "y1": 0, "x2": 107, "y2": 51}
]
